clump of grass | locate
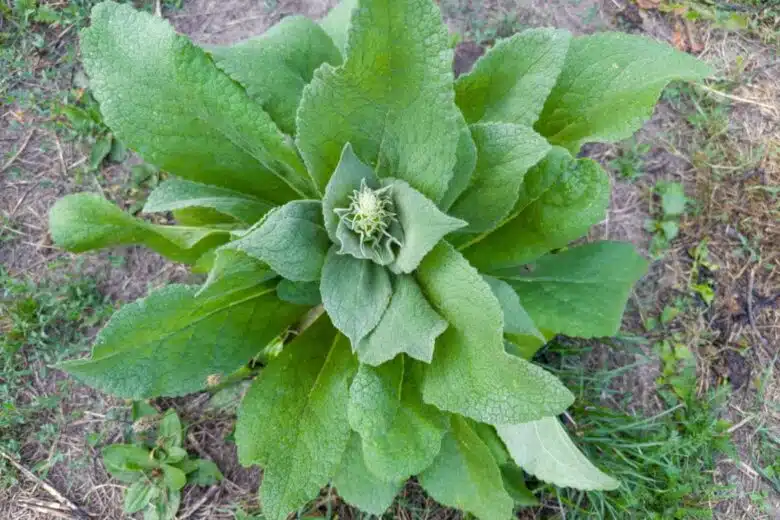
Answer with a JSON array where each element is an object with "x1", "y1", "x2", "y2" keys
[
  {"x1": 0, "y1": 267, "x2": 111, "y2": 488},
  {"x1": 537, "y1": 340, "x2": 737, "y2": 519}
]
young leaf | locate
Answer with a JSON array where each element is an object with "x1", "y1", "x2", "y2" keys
[
  {"x1": 50, "y1": 193, "x2": 230, "y2": 264},
  {"x1": 348, "y1": 358, "x2": 449, "y2": 481},
  {"x1": 497, "y1": 416, "x2": 620, "y2": 490},
  {"x1": 59, "y1": 283, "x2": 306, "y2": 398},
  {"x1": 462, "y1": 155, "x2": 610, "y2": 272},
  {"x1": 276, "y1": 279, "x2": 321, "y2": 306},
  {"x1": 236, "y1": 317, "x2": 355, "y2": 520},
  {"x1": 186, "y1": 459, "x2": 223, "y2": 486},
  {"x1": 296, "y1": 0, "x2": 461, "y2": 202},
  {"x1": 455, "y1": 28, "x2": 571, "y2": 127},
  {"x1": 90, "y1": 134, "x2": 113, "y2": 170},
  {"x1": 356, "y1": 274, "x2": 447, "y2": 366},
  {"x1": 482, "y1": 275, "x2": 545, "y2": 355},
  {"x1": 162, "y1": 464, "x2": 187, "y2": 491},
  {"x1": 320, "y1": 247, "x2": 392, "y2": 345},
  {"x1": 419, "y1": 417, "x2": 514, "y2": 520},
  {"x1": 164, "y1": 447, "x2": 188, "y2": 464},
  {"x1": 416, "y1": 242, "x2": 574, "y2": 424},
  {"x1": 448, "y1": 123, "x2": 550, "y2": 233},
  {"x1": 333, "y1": 433, "x2": 403, "y2": 516},
  {"x1": 319, "y1": 0, "x2": 358, "y2": 56},
  {"x1": 500, "y1": 241, "x2": 648, "y2": 338},
  {"x1": 535, "y1": 32, "x2": 713, "y2": 153},
  {"x1": 81, "y1": 1, "x2": 313, "y2": 202},
  {"x1": 103, "y1": 445, "x2": 157, "y2": 483},
  {"x1": 158, "y1": 411, "x2": 182, "y2": 450},
  {"x1": 143, "y1": 179, "x2": 273, "y2": 225},
  {"x1": 225, "y1": 200, "x2": 330, "y2": 282},
  {"x1": 124, "y1": 480, "x2": 159, "y2": 514},
  {"x1": 210, "y1": 15, "x2": 342, "y2": 136},
  {"x1": 386, "y1": 179, "x2": 466, "y2": 274}
]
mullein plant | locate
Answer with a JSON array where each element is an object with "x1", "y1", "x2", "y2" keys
[{"x1": 49, "y1": 1, "x2": 712, "y2": 518}]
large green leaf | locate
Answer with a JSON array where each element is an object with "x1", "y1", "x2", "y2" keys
[
  {"x1": 386, "y1": 178, "x2": 466, "y2": 273},
  {"x1": 319, "y1": 0, "x2": 358, "y2": 57},
  {"x1": 320, "y1": 247, "x2": 392, "y2": 345},
  {"x1": 124, "y1": 481, "x2": 158, "y2": 514},
  {"x1": 81, "y1": 1, "x2": 313, "y2": 202},
  {"x1": 482, "y1": 275, "x2": 545, "y2": 355},
  {"x1": 356, "y1": 274, "x2": 447, "y2": 366},
  {"x1": 50, "y1": 193, "x2": 229, "y2": 264},
  {"x1": 419, "y1": 416, "x2": 514, "y2": 520},
  {"x1": 197, "y1": 249, "x2": 274, "y2": 300},
  {"x1": 500, "y1": 241, "x2": 648, "y2": 338},
  {"x1": 455, "y1": 28, "x2": 571, "y2": 126},
  {"x1": 225, "y1": 200, "x2": 330, "y2": 282},
  {"x1": 416, "y1": 242, "x2": 573, "y2": 424},
  {"x1": 535, "y1": 32, "x2": 713, "y2": 153},
  {"x1": 143, "y1": 179, "x2": 273, "y2": 226},
  {"x1": 462, "y1": 153, "x2": 610, "y2": 272},
  {"x1": 210, "y1": 15, "x2": 342, "y2": 136},
  {"x1": 348, "y1": 358, "x2": 449, "y2": 481},
  {"x1": 333, "y1": 433, "x2": 402, "y2": 516},
  {"x1": 59, "y1": 283, "x2": 305, "y2": 398},
  {"x1": 449, "y1": 123, "x2": 550, "y2": 233},
  {"x1": 102, "y1": 445, "x2": 157, "y2": 483},
  {"x1": 497, "y1": 416, "x2": 619, "y2": 490},
  {"x1": 439, "y1": 113, "x2": 477, "y2": 210},
  {"x1": 236, "y1": 317, "x2": 355, "y2": 520},
  {"x1": 296, "y1": 0, "x2": 460, "y2": 202}
]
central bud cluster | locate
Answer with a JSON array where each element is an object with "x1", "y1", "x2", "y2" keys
[{"x1": 335, "y1": 179, "x2": 401, "y2": 256}]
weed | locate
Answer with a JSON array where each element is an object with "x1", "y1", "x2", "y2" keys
[
  {"x1": 540, "y1": 341, "x2": 737, "y2": 519},
  {"x1": 610, "y1": 137, "x2": 651, "y2": 181},
  {"x1": 646, "y1": 180, "x2": 689, "y2": 258}
]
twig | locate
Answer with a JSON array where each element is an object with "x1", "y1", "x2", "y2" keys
[
  {"x1": 54, "y1": 133, "x2": 67, "y2": 176},
  {"x1": 8, "y1": 181, "x2": 41, "y2": 218},
  {"x1": 155, "y1": 0, "x2": 162, "y2": 17},
  {"x1": 1, "y1": 129, "x2": 35, "y2": 173},
  {"x1": 697, "y1": 84, "x2": 778, "y2": 115},
  {"x1": 19, "y1": 500, "x2": 78, "y2": 520},
  {"x1": 177, "y1": 485, "x2": 220, "y2": 519},
  {"x1": 0, "y1": 449, "x2": 90, "y2": 519}
]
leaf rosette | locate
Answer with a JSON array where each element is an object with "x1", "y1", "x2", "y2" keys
[{"x1": 47, "y1": 1, "x2": 712, "y2": 518}]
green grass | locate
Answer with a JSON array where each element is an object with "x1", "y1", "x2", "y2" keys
[
  {"x1": 0, "y1": 266, "x2": 112, "y2": 488},
  {"x1": 535, "y1": 339, "x2": 737, "y2": 519}
]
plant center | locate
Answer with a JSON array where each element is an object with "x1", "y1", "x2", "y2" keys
[{"x1": 335, "y1": 179, "x2": 400, "y2": 253}]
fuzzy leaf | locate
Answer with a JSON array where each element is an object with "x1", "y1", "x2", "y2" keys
[
  {"x1": 463, "y1": 152, "x2": 610, "y2": 272},
  {"x1": 320, "y1": 0, "x2": 358, "y2": 56},
  {"x1": 321, "y1": 247, "x2": 392, "y2": 345},
  {"x1": 500, "y1": 241, "x2": 648, "y2": 338},
  {"x1": 455, "y1": 28, "x2": 571, "y2": 126},
  {"x1": 483, "y1": 275, "x2": 545, "y2": 354},
  {"x1": 356, "y1": 274, "x2": 447, "y2": 366},
  {"x1": 197, "y1": 249, "x2": 274, "y2": 300},
  {"x1": 500, "y1": 464, "x2": 539, "y2": 505},
  {"x1": 210, "y1": 16, "x2": 341, "y2": 136},
  {"x1": 297, "y1": 0, "x2": 460, "y2": 202},
  {"x1": 348, "y1": 358, "x2": 449, "y2": 482},
  {"x1": 416, "y1": 242, "x2": 573, "y2": 424},
  {"x1": 535, "y1": 32, "x2": 713, "y2": 153},
  {"x1": 333, "y1": 433, "x2": 402, "y2": 516},
  {"x1": 103, "y1": 445, "x2": 156, "y2": 483},
  {"x1": 187, "y1": 459, "x2": 223, "y2": 486},
  {"x1": 226, "y1": 200, "x2": 330, "y2": 282},
  {"x1": 81, "y1": 1, "x2": 313, "y2": 202},
  {"x1": 497, "y1": 416, "x2": 619, "y2": 490},
  {"x1": 277, "y1": 279, "x2": 321, "y2": 306},
  {"x1": 50, "y1": 193, "x2": 229, "y2": 264},
  {"x1": 236, "y1": 317, "x2": 355, "y2": 520},
  {"x1": 143, "y1": 179, "x2": 273, "y2": 225},
  {"x1": 158, "y1": 411, "x2": 183, "y2": 450},
  {"x1": 321, "y1": 144, "x2": 380, "y2": 244},
  {"x1": 419, "y1": 417, "x2": 514, "y2": 520},
  {"x1": 162, "y1": 464, "x2": 187, "y2": 491},
  {"x1": 59, "y1": 284, "x2": 305, "y2": 398},
  {"x1": 439, "y1": 113, "x2": 477, "y2": 209},
  {"x1": 449, "y1": 123, "x2": 550, "y2": 233}
]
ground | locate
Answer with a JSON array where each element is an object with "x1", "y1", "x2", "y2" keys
[{"x1": 0, "y1": 0, "x2": 778, "y2": 519}]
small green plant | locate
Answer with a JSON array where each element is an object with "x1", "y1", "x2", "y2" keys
[
  {"x1": 610, "y1": 137, "x2": 651, "y2": 181},
  {"x1": 47, "y1": 1, "x2": 712, "y2": 518},
  {"x1": 103, "y1": 407, "x2": 223, "y2": 520},
  {"x1": 647, "y1": 180, "x2": 689, "y2": 257}
]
